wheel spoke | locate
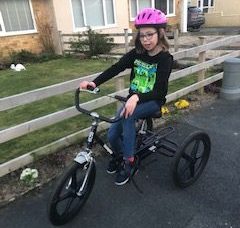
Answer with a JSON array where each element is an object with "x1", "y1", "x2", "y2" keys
[
  {"x1": 58, "y1": 191, "x2": 75, "y2": 202},
  {"x1": 178, "y1": 160, "x2": 190, "y2": 176},
  {"x1": 62, "y1": 197, "x2": 75, "y2": 216},
  {"x1": 182, "y1": 152, "x2": 194, "y2": 162},
  {"x1": 191, "y1": 140, "x2": 200, "y2": 159},
  {"x1": 196, "y1": 154, "x2": 203, "y2": 160},
  {"x1": 70, "y1": 172, "x2": 77, "y2": 189},
  {"x1": 178, "y1": 161, "x2": 195, "y2": 181},
  {"x1": 178, "y1": 153, "x2": 197, "y2": 180},
  {"x1": 189, "y1": 163, "x2": 195, "y2": 177}
]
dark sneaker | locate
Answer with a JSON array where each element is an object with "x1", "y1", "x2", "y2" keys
[
  {"x1": 107, "y1": 156, "x2": 123, "y2": 174},
  {"x1": 115, "y1": 159, "x2": 136, "y2": 185}
]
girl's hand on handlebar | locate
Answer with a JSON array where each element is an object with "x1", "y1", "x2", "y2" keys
[
  {"x1": 120, "y1": 94, "x2": 139, "y2": 118},
  {"x1": 79, "y1": 81, "x2": 96, "y2": 90}
]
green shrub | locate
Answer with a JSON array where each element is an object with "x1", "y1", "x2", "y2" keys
[
  {"x1": 10, "y1": 50, "x2": 60, "y2": 64},
  {"x1": 10, "y1": 50, "x2": 38, "y2": 64},
  {"x1": 70, "y1": 28, "x2": 114, "y2": 57}
]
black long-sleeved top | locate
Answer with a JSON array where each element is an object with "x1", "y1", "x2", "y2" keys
[{"x1": 93, "y1": 48, "x2": 173, "y2": 105}]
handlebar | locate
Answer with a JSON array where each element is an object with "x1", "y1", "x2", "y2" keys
[{"x1": 75, "y1": 88, "x2": 123, "y2": 123}]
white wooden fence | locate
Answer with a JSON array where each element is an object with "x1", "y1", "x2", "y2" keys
[{"x1": 1, "y1": 34, "x2": 240, "y2": 177}]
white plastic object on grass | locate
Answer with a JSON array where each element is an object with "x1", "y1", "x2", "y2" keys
[{"x1": 10, "y1": 63, "x2": 26, "y2": 71}]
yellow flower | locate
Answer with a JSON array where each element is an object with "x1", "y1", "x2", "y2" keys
[
  {"x1": 174, "y1": 99, "x2": 190, "y2": 109},
  {"x1": 161, "y1": 106, "x2": 170, "y2": 115}
]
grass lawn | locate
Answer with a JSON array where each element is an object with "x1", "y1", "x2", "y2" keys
[
  {"x1": 0, "y1": 57, "x2": 115, "y2": 98},
  {"x1": 0, "y1": 56, "x2": 210, "y2": 164}
]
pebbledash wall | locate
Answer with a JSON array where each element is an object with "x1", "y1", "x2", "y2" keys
[
  {"x1": 0, "y1": 0, "x2": 58, "y2": 61},
  {"x1": 190, "y1": 0, "x2": 240, "y2": 27}
]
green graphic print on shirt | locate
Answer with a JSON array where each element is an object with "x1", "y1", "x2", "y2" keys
[{"x1": 130, "y1": 59, "x2": 157, "y2": 93}]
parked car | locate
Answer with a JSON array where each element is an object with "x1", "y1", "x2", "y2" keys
[{"x1": 187, "y1": 6, "x2": 205, "y2": 31}]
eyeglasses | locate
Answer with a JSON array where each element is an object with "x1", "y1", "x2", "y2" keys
[{"x1": 139, "y1": 31, "x2": 157, "y2": 40}]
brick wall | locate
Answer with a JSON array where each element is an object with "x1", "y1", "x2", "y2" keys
[
  {"x1": 0, "y1": 0, "x2": 58, "y2": 61},
  {"x1": 0, "y1": 34, "x2": 42, "y2": 60}
]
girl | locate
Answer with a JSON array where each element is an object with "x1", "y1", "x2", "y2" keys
[{"x1": 79, "y1": 8, "x2": 173, "y2": 185}]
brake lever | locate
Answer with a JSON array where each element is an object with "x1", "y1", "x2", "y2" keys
[{"x1": 80, "y1": 87, "x2": 100, "y2": 94}]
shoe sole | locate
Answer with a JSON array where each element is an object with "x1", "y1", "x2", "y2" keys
[
  {"x1": 114, "y1": 177, "x2": 129, "y2": 186},
  {"x1": 107, "y1": 170, "x2": 117, "y2": 174}
]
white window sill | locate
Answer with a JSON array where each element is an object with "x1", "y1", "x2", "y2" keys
[
  {"x1": 73, "y1": 24, "x2": 118, "y2": 33},
  {"x1": 0, "y1": 29, "x2": 37, "y2": 37}
]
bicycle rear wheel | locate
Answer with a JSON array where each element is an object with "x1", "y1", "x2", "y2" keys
[
  {"x1": 48, "y1": 161, "x2": 96, "y2": 226},
  {"x1": 172, "y1": 131, "x2": 211, "y2": 188}
]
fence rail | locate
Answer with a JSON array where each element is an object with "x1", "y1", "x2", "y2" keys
[
  {"x1": 61, "y1": 29, "x2": 175, "y2": 54},
  {"x1": 1, "y1": 33, "x2": 240, "y2": 177}
]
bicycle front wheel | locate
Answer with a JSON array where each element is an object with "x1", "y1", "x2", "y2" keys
[{"x1": 48, "y1": 160, "x2": 96, "y2": 226}]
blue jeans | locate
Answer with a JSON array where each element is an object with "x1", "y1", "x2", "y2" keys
[{"x1": 108, "y1": 100, "x2": 161, "y2": 158}]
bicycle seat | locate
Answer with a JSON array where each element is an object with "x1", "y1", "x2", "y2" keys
[
  {"x1": 140, "y1": 111, "x2": 162, "y2": 120},
  {"x1": 149, "y1": 111, "x2": 162, "y2": 119}
]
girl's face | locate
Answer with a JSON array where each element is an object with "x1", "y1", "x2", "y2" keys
[{"x1": 139, "y1": 27, "x2": 159, "y2": 52}]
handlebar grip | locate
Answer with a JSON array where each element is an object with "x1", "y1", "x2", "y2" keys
[{"x1": 87, "y1": 84, "x2": 95, "y2": 91}]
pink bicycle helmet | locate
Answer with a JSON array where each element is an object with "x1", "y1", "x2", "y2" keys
[{"x1": 135, "y1": 8, "x2": 167, "y2": 29}]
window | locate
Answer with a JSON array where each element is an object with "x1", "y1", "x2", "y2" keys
[
  {"x1": 130, "y1": 0, "x2": 153, "y2": 19},
  {"x1": 155, "y1": 0, "x2": 174, "y2": 15},
  {"x1": 198, "y1": 0, "x2": 214, "y2": 13},
  {"x1": 72, "y1": 0, "x2": 116, "y2": 30},
  {"x1": 0, "y1": 11, "x2": 3, "y2": 33},
  {"x1": 0, "y1": 0, "x2": 35, "y2": 34},
  {"x1": 130, "y1": 0, "x2": 175, "y2": 19},
  {"x1": 159, "y1": 0, "x2": 174, "y2": 15}
]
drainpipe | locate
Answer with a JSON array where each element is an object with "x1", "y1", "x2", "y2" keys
[{"x1": 180, "y1": 0, "x2": 188, "y2": 33}]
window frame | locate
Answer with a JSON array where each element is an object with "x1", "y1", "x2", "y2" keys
[
  {"x1": 0, "y1": 11, "x2": 5, "y2": 35},
  {"x1": 129, "y1": 0, "x2": 175, "y2": 21},
  {"x1": 165, "y1": 0, "x2": 175, "y2": 16},
  {"x1": 71, "y1": 0, "x2": 117, "y2": 32},
  {"x1": 0, "y1": 0, "x2": 37, "y2": 37},
  {"x1": 129, "y1": 0, "x2": 154, "y2": 20},
  {"x1": 198, "y1": 0, "x2": 214, "y2": 12}
]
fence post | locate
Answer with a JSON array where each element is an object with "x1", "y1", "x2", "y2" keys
[
  {"x1": 174, "y1": 28, "x2": 179, "y2": 52},
  {"x1": 124, "y1": 28, "x2": 129, "y2": 53},
  {"x1": 115, "y1": 29, "x2": 128, "y2": 108},
  {"x1": 115, "y1": 76, "x2": 125, "y2": 109},
  {"x1": 58, "y1": 31, "x2": 64, "y2": 56},
  {"x1": 198, "y1": 36, "x2": 206, "y2": 94}
]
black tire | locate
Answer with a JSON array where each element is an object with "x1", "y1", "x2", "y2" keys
[
  {"x1": 172, "y1": 131, "x2": 211, "y2": 188},
  {"x1": 48, "y1": 161, "x2": 96, "y2": 226}
]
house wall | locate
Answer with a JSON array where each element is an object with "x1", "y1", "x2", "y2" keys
[
  {"x1": 0, "y1": 0, "x2": 58, "y2": 61},
  {"x1": 52, "y1": 0, "x2": 130, "y2": 45},
  {"x1": 52, "y1": 0, "x2": 129, "y2": 34},
  {"x1": 205, "y1": 0, "x2": 240, "y2": 27},
  {"x1": 189, "y1": 0, "x2": 240, "y2": 27}
]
